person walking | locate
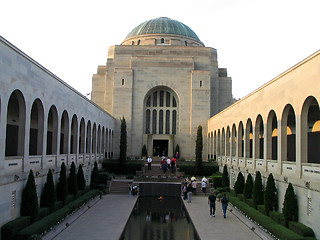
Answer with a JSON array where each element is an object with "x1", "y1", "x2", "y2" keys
[
  {"x1": 191, "y1": 179, "x2": 197, "y2": 195},
  {"x1": 187, "y1": 183, "x2": 192, "y2": 203},
  {"x1": 147, "y1": 156, "x2": 152, "y2": 170},
  {"x1": 221, "y1": 193, "x2": 229, "y2": 218},
  {"x1": 201, "y1": 179, "x2": 207, "y2": 195},
  {"x1": 171, "y1": 158, "x2": 176, "y2": 173},
  {"x1": 208, "y1": 191, "x2": 216, "y2": 217},
  {"x1": 162, "y1": 161, "x2": 168, "y2": 175}
]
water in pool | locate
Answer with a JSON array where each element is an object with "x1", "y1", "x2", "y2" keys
[{"x1": 120, "y1": 196, "x2": 200, "y2": 240}]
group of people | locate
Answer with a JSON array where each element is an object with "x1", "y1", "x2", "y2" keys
[
  {"x1": 160, "y1": 156, "x2": 177, "y2": 174},
  {"x1": 182, "y1": 176, "x2": 229, "y2": 218},
  {"x1": 128, "y1": 182, "x2": 138, "y2": 196}
]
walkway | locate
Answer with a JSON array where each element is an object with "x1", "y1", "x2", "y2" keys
[
  {"x1": 50, "y1": 193, "x2": 274, "y2": 240},
  {"x1": 183, "y1": 195, "x2": 274, "y2": 240},
  {"x1": 52, "y1": 194, "x2": 137, "y2": 240}
]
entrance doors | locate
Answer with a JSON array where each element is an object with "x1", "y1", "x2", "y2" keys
[{"x1": 153, "y1": 140, "x2": 168, "y2": 156}]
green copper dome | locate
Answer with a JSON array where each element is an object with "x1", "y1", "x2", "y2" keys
[{"x1": 125, "y1": 17, "x2": 201, "y2": 41}]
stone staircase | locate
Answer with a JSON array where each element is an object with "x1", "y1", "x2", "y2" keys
[
  {"x1": 109, "y1": 179, "x2": 132, "y2": 194},
  {"x1": 144, "y1": 156, "x2": 180, "y2": 177}
]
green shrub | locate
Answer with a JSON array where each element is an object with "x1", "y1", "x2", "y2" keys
[
  {"x1": 77, "y1": 165, "x2": 86, "y2": 190},
  {"x1": 126, "y1": 174, "x2": 134, "y2": 179},
  {"x1": 16, "y1": 190, "x2": 100, "y2": 240},
  {"x1": 283, "y1": 183, "x2": 298, "y2": 227},
  {"x1": 56, "y1": 162, "x2": 68, "y2": 204},
  {"x1": 264, "y1": 173, "x2": 277, "y2": 215},
  {"x1": 234, "y1": 172, "x2": 245, "y2": 194},
  {"x1": 212, "y1": 176, "x2": 222, "y2": 188},
  {"x1": 40, "y1": 169, "x2": 56, "y2": 211},
  {"x1": 1, "y1": 216, "x2": 30, "y2": 240},
  {"x1": 68, "y1": 162, "x2": 78, "y2": 196},
  {"x1": 102, "y1": 160, "x2": 143, "y2": 175},
  {"x1": 98, "y1": 172, "x2": 109, "y2": 185},
  {"x1": 195, "y1": 125, "x2": 203, "y2": 174},
  {"x1": 228, "y1": 196, "x2": 303, "y2": 240},
  {"x1": 253, "y1": 171, "x2": 264, "y2": 209},
  {"x1": 91, "y1": 161, "x2": 99, "y2": 186},
  {"x1": 222, "y1": 165, "x2": 229, "y2": 188},
  {"x1": 27, "y1": 234, "x2": 42, "y2": 240},
  {"x1": 246, "y1": 198, "x2": 255, "y2": 208},
  {"x1": 238, "y1": 194, "x2": 245, "y2": 202},
  {"x1": 52, "y1": 201, "x2": 63, "y2": 212},
  {"x1": 141, "y1": 145, "x2": 147, "y2": 157},
  {"x1": 36, "y1": 208, "x2": 50, "y2": 221},
  {"x1": 257, "y1": 204, "x2": 267, "y2": 215},
  {"x1": 65, "y1": 195, "x2": 75, "y2": 205},
  {"x1": 21, "y1": 170, "x2": 38, "y2": 222},
  {"x1": 269, "y1": 211, "x2": 283, "y2": 224},
  {"x1": 288, "y1": 221, "x2": 315, "y2": 237},
  {"x1": 243, "y1": 173, "x2": 253, "y2": 199},
  {"x1": 178, "y1": 162, "x2": 218, "y2": 176}
]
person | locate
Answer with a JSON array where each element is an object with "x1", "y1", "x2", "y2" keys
[
  {"x1": 201, "y1": 179, "x2": 207, "y2": 195},
  {"x1": 147, "y1": 156, "x2": 152, "y2": 170},
  {"x1": 162, "y1": 161, "x2": 168, "y2": 175},
  {"x1": 171, "y1": 158, "x2": 176, "y2": 173},
  {"x1": 191, "y1": 179, "x2": 197, "y2": 195},
  {"x1": 208, "y1": 191, "x2": 216, "y2": 217},
  {"x1": 166, "y1": 157, "x2": 171, "y2": 170},
  {"x1": 128, "y1": 182, "x2": 133, "y2": 197},
  {"x1": 133, "y1": 185, "x2": 138, "y2": 196},
  {"x1": 187, "y1": 183, "x2": 192, "y2": 203},
  {"x1": 183, "y1": 183, "x2": 187, "y2": 200},
  {"x1": 175, "y1": 151, "x2": 179, "y2": 159},
  {"x1": 221, "y1": 193, "x2": 229, "y2": 218}
]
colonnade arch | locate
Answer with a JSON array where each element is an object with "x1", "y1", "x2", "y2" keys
[{"x1": 47, "y1": 105, "x2": 58, "y2": 155}]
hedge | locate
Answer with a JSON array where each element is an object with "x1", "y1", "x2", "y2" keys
[
  {"x1": 36, "y1": 208, "x2": 50, "y2": 221},
  {"x1": 269, "y1": 211, "x2": 284, "y2": 225},
  {"x1": 102, "y1": 160, "x2": 143, "y2": 174},
  {"x1": 16, "y1": 190, "x2": 100, "y2": 240},
  {"x1": 288, "y1": 221, "x2": 315, "y2": 237},
  {"x1": 245, "y1": 198, "x2": 255, "y2": 209},
  {"x1": 257, "y1": 204, "x2": 267, "y2": 216},
  {"x1": 228, "y1": 195, "x2": 304, "y2": 240},
  {"x1": 52, "y1": 201, "x2": 63, "y2": 212},
  {"x1": 179, "y1": 162, "x2": 219, "y2": 176},
  {"x1": 1, "y1": 216, "x2": 30, "y2": 240},
  {"x1": 212, "y1": 176, "x2": 222, "y2": 188}
]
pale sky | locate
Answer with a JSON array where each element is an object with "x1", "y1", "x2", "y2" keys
[{"x1": 1, "y1": 0, "x2": 319, "y2": 99}]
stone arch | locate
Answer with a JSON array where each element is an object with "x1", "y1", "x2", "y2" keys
[
  {"x1": 221, "y1": 128, "x2": 225, "y2": 156},
  {"x1": 214, "y1": 130, "x2": 217, "y2": 159},
  {"x1": 226, "y1": 126, "x2": 231, "y2": 157},
  {"x1": 70, "y1": 114, "x2": 78, "y2": 154},
  {"x1": 5, "y1": 90, "x2": 26, "y2": 156},
  {"x1": 267, "y1": 110, "x2": 278, "y2": 160},
  {"x1": 92, "y1": 123, "x2": 97, "y2": 154},
  {"x1": 281, "y1": 104, "x2": 296, "y2": 162},
  {"x1": 102, "y1": 126, "x2": 105, "y2": 156},
  {"x1": 255, "y1": 114, "x2": 264, "y2": 159},
  {"x1": 86, "y1": 120, "x2": 91, "y2": 154},
  {"x1": 60, "y1": 110, "x2": 69, "y2": 154},
  {"x1": 231, "y1": 124, "x2": 237, "y2": 157},
  {"x1": 46, "y1": 105, "x2": 58, "y2": 155},
  {"x1": 79, "y1": 118, "x2": 85, "y2": 154},
  {"x1": 29, "y1": 98, "x2": 44, "y2": 155},
  {"x1": 217, "y1": 129, "x2": 221, "y2": 156},
  {"x1": 97, "y1": 125, "x2": 101, "y2": 154},
  {"x1": 238, "y1": 121, "x2": 244, "y2": 157},
  {"x1": 245, "y1": 118, "x2": 253, "y2": 158},
  {"x1": 301, "y1": 96, "x2": 320, "y2": 163}
]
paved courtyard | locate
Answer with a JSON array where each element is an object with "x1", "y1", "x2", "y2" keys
[{"x1": 49, "y1": 192, "x2": 274, "y2": 240}]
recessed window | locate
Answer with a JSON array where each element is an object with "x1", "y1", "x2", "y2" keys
[
  {"x1": 200, "y1": 80, "x2": 202, "y2": 87},
  {"x1": 132, "y1": 41, "x2": 134, "y2": 45},
  {"x1": 161, "y1": 38, "x2": 164, "y2": 44},
  {"x1": 122, "y1": 79, "x2": 125, "y2": 86},
  {"x1": 185, "y1": 41, "x2": 187, "y2": 46},
  {"x1": 138, "y1": 40, "x2": 141, "y2": 45}
]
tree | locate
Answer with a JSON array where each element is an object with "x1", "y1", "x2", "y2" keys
[
  {"x1": 40, "y1": 169, "x2": 56, "y2": 210},
  {"x1": 195, "y1": 125, "x2": 203, "y2": 173},
  {"x1": 243, "y1": 173, "x2": 253, "y2": 199},
  {"x1": 253, "y1": 171, "x2": 264, "y2": 208},
  {"x1": 282, "y1": 182, "x2": 298, "y2": 226},
  {"x1": 119, "y1": 117, "x2": 127, "y2": 170},
  {"x1": 91, "y1": 161, "x2": 99, "y2": 187},
  {"x1": 56, "y1": 162, "x2": 68, "y2": 203},
  {"x1": 141, "y1": 145, "x2": 147, "y2": 158},
  {"x1": 234, "y1": 172, "x2": 245, "y2": 195},
  {"x1": 77, "y1": 164, "x2": 86, "y2": 190},
  {"x1": 222, "y1": 165, "x2": 229, "y2": 188},
  {"x1": 21, "y1": 170, "x2": 38, "y2": 222},
  {"x1": 264, "y1": 173, "x2": 277, "y2": 215},
  {"x1": 68, "y1": 161, "x2": 78, "y2": 196}
]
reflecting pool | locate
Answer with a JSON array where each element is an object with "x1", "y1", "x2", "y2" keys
[{"x1": 120, "y1": 196, "x2": 200, "y2": 240}]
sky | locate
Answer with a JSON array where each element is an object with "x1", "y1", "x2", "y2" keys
[{"x1": 1, "y1": 0, "x2": 319, "y2": 99}]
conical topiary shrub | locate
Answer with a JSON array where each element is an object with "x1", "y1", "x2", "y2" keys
[
  {"x1": 56, "y1": 162, "x2": 68, "y2": 204},
  {"x1": 68, "y1": 161, "x2": 78, "y2": 196},
  {"x1": 21, "y1": 170, "x2": 38, "y2": 222},
  {"x1": 195, "y1": 125, "x2": 203, "y2": 174},
  {"x1": 234, "y1": 172, "x2": 245, "y2": 195},
  {"x1": 77, "y1": 164, "x2": 86, "y2": 190},
  {"x1": 264, "y1": 173, "x2": 277, "y2": 215},
  {"x1": 244, "y1": 173, "x2": 253, "y2": 199},
  {"x1": 253, "y1": 171, "x2": 264, "y2": 208},
  {"x1": 91, "y1": 161, "x2": 99, "y2": 188},
  {"x1": 141, "y1": 145, "x2": 147, "y2": 158},
  {"x1": 40, "y1": 169, "x2": 56, "y2": 210},
  {"x1": 222, "y1": 165, "x2": 229, "y2": 188},
  {"x1": 282, "y1": 182, "x2": 298, "y2": 226}
]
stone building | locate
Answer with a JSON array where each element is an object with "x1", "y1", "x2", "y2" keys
[
  {"x1": 91, "y1": 17, "x2": 233, "y2": 159},
  {"x1": 208, "y1": 50, "x2": 320, "y2": 238}
]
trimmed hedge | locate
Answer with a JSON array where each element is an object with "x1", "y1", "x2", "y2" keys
[
  {"x1": 245, "y1": 198, "x2": 255, "y2": 209},
  {"x1": 36, "y1": 208, "x2": 50, "y2": 221},
  {"x1": 228, "y1": 195, "x2": 304, "y2": 240},
  {"x1": 257, "y1": 204, "x2": 267, "y2": 216},
  {"x1": 52, "y1": 201, "x2": 63, "y2": 212},
  {"x1": 1, "y1": 216, "x2": 30, "y2": 240},
  {"x1": 269, "y1": 211, "x2": 284, "y2": 225},
  {"x1": 179, "y1": 162, "x2": 219, "y2": 176},
  {"x1": 212, "y1": 176, "x2": 222, "y2": 188},
  {"x1": 288, "y1": 221, "x2": 315, "y2": 237},
  {"x1": 64, "y1": 195, "x2": 75, "y2": 205},
  {"x1": 16, "y1": 190, "x2": 100, "y2": 240},
  {"x1": 102, "y1": 160, "x2": 143, "y2": 174}
]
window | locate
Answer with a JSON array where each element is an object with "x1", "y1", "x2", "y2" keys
[
  {"x1": 172, "y1": 110, "x2": 177, "y2": 134},
  {"x1": 159, "y1": 110, "x2": 163, "y2": 134},
  {"x1": 161, "y1": 38, "x2": 164, "y2": 44},
  {"x1": 166, "y1": 92, "x2": 170, "y2": 107},
  {"x1": 160, "y1": 91, "x2": 164, "y2": 107},
  {"x1": 152, "y1": 110, "x2": 157, "y2": 134},
  {"x1": 122, "y1": 79, "x2": 125, "y2": 86},
  {"x1": 132, "y1": 41, "x2": 134, "y2": 45},
  {"x1": 185, "y1": 41, "x2": 187, "y2": 46},
  {"x1": 200, "y1": 80, "x2": 202, "y2": 87},
  {"x1": 138, "y1": 40, "x2": 140, "y2": 45},
  {"x1": 146, "y1": 110, "x2": 150, "y2": 134},
  {"x1": 173, "y1": 97, "x2": 177, "y2": 107},
  {"x1": 166, "y1": 110, "x2": 170, "y2": 134},
  {"x1": 153, "y1": 92, "x2": 157, "y2": 107},
  {"x1": 146, "y1": 96, "x2": 151, "y2": 107}
]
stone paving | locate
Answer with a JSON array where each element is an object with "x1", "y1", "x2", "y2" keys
[{"x1": 51, "y1": 192, "x2": 275, "y2": 240}]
